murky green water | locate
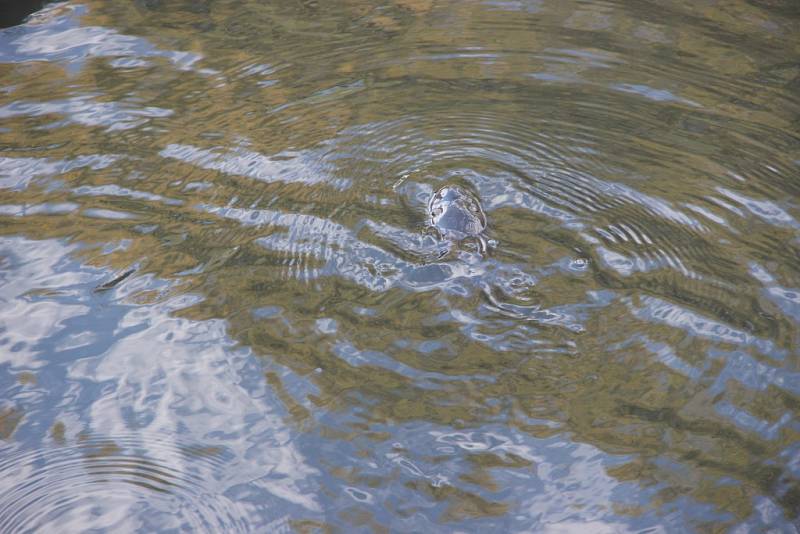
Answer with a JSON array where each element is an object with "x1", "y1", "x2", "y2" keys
[{"x1": 1, "y1": 0, "x2": 799, "y2": 531}]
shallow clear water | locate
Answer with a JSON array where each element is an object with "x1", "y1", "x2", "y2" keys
[{"x1": 0, "y1": 0, "x2": 799, "y2": 531}]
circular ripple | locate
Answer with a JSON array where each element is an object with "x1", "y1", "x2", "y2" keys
[{"x1": 0, "y1": 434, "x2": 247, "y2": 533}]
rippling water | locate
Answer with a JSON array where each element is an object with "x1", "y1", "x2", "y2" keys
[{"x1": 1, "y1": 0, "x2": 799, "y2": 531}]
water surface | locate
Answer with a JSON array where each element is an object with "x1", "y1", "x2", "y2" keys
[{"x1": 1, "y1": 0, "x2": 799, "y2": 531}]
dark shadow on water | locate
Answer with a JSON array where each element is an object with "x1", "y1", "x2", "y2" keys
[{"x1": 0, "y1": 0, "x2": 50, "y2": 28}]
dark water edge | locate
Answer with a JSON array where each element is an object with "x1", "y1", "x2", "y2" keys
[
  {"x1": 0, "y1": 0, "x2": 51, "y2": 29},
  {"x1": 0, "y1": 0, "x2": 799, "y2": 532}
]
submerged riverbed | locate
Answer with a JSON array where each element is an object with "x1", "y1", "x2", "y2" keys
[{"x1": 1, "y1": 0, "x2": 799, "y2": 531}]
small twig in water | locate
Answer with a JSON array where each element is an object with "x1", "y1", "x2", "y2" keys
[{"x1": 94, "y1": 269, "x2": 135, "y2": 292}]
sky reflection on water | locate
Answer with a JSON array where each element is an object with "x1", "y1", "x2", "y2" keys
[{"x1": 1, "y1": 0, "x2": 799, "y2": 531}]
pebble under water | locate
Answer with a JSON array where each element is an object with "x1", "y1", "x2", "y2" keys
[{"x1": 0, "y1": 0, "x2": 799, "y2": 532}]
